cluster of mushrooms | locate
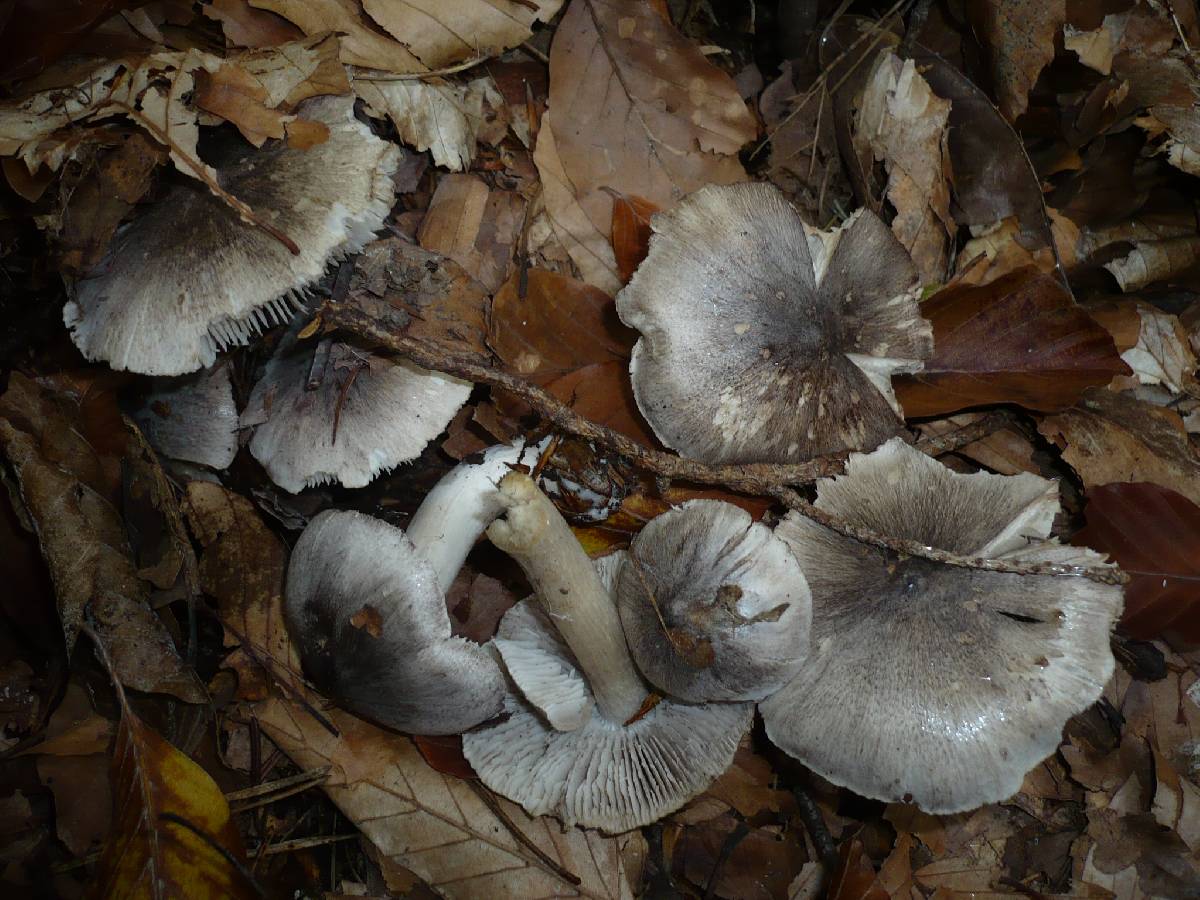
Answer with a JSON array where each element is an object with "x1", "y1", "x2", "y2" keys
[{"x1": 72, "y1": 94, "x2": 1124, "y2": 833}]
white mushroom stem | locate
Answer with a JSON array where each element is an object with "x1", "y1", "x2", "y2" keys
[
  {"x1": 487, "y1": 472, "x2": 648, "y2": 724},
  {"x1": 407, "y1": 440, "x2": 541, "y2": 591}
]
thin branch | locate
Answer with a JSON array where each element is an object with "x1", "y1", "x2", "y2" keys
[
  {"x1": 322, "y1": 302, "x2": 1126, "y2": 585},
  {"x1": 348, "y1": 57, "x2": 492, "y2": 81}
]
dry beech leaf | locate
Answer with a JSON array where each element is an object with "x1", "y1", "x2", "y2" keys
[
  {"x1": 183, "y1": 482, "x2": 297, "y2": 701},
  {"x1": 536, "y1": 0, "x2": 755, "y2": 292},
  {"x1": 418, "y1": 174, "x2": 525, "y2": 292},
  {"x1": 1074, "y1": 482, "x2": 1200, "y2": 648},
  {"x1": 1039, "y1": 388, "x2": 1200, "y2": 507},
  {"x1": 248, "y1": 0, "x2": 425, "y2": 72},
  {"x1": 1105, "y1": 237, "x2": 1200, "y2": 292},
  {"x1": 854, "y1": 50, "x2": 954, "y2": 283},
  {"x1": 0, "y1": 374, "x2": 204, "y2": 703},
  {"x1": 915, "y1": 414, "x2": 1038, "y2": 476},
  {"x1": 828, "y1": 835, "x2": 888, "y2": 900},
  {"x1": 672, "y1": 813, "x2": 805, "y2": 900},
  {"x1": 1113, "y1": 306, "x2": 1199, "y2": 396},
  {"x1": 967, "y1": 0, "x2": 1066, "y2": 121},
  {"x1": 894, "y1": 269, "x2": 1128, "y2": 416},
  {"x1": 194, "y1": 61, "x2": 288, "y2": 146},
  {"x1": 92, "y1": 662, "x2": 256, "y2": 900},
  {"x1": 204, "y1": 0, "x2": 304, "y2": 48},
  {"x1": 610, "y1": 193, "x2": 659, "y2": 285}
]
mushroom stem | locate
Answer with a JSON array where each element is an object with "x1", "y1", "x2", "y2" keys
[
  {"x1": 487, "y1": 472, "x2": 648, "y2": 724},
  {"x1": 407, "y1": 441, "x2": 538, "y2": 591}
]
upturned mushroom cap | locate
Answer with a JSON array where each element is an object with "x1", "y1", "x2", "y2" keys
[
  {"x1": 616, "y1": 500, "x2": 811, "y2": 702},
  {"x1": 243, "y1": 336, "x2": 469, "y2": 493},
  {"x1": 462, "y1": 595, "x2": 753, "y2": 833},
  {"x1": 64, "y1": 94, "x2": 400, "y2": 375},
  {"x1": 760, "y1": 438, "x2": 1123, "y2": 814},
  {"x1": 132, "y1": 362, "x2": 238, "y2": 469},
  {"x1": 285, "y1": 509, "x2": 504, "y2": 734},
  {"x1": 616, "y1": 183, "x2": 933, "y2": 463}
]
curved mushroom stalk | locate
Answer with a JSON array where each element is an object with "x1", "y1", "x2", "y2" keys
[
  {"x1": 244, "y1": 334, "x2": 470, "y2": 494},
  {"x1": 464, "y1": 474, "x2": 752, "y2": 833},
  {"x1": 760, "y1": 438, "x2": 1124, "y2": 814},
  {"x1": 616, "y1": 499, "x2": 812, "y2": 702},
  {"x1": 65, "y1": 95, "x2": 400, "y2": 376},
  {"x1": 616, "y1": 183, "x2": 933, "y2": 464},
  {"x1": 286, "y1": 510, "x2": 504, "y2": 734}
]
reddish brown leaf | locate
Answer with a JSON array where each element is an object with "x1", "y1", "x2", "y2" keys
[
  {"x1": 828, "y1": 835, "x2": 889, "y2": 900},
  {"x1": 412, "y1": 734, "x2": 477, "y2": 781},
  {"x1": 1074, "y1": 482, "x2": 1200, "y2": 648},
  {"x1": 966, "y1": 0, "x2": 1065, "y2": 122},
  {"x1": 610, "y1": 193, "x2": 660, "y2": 285},
  {"x1": 543, "y1": 361, "x2": 657, "y2": 448},
  {"x1": 895, "y1": 269, "x2": 1128, "y2": 416}
]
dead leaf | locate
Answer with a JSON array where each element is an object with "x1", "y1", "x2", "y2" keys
[
  {"x1": 672, "y1": 813, "x2": 805, "y2": 900},
  {"x1": 418, "y1": 174, "x2": 525, "y2": 292},
  {"x1": 536, "y1": 0, "x2": 755, "y2": 292},
  {"x1": 356, "y1": 76, "x2": 501, "y2": 172},
  {"x1": 703, "y1": 740, "x2": 792, "y2": 820},
  {"x1": 204, "y1": 0, "x2": 304, "y2": 48},
  {"x1": 894, "y1": 270, "x2": 1128, "y2": 415},
  {"x1": 855, "y1": 50, "x2": 954, "y2": 283},
  {"x1": 91, "y1": 651, "x2": 256, "y2": 899},
  {"x1": 194, "y1": 61, "x2": 288, "y2": 146},
  {"x1": 610, "y1": 193, "x2": 659, "y2": 286},
  {"x1": 1074, "y1": 482, "x2": 1200, "y2": 648},
  {"x1": 828, "y1": 835, "x2": 887, "y2": 900},
  {"x1": 0, "y1": 374, "x2": 205, "y2": 703},
  {"x1": 967, "y1": 0, "x2": 1066, "y2": 121},
  {"x1": 915, "y1": 414, "x2": 1038, "y2": 475},
  {"x1": 1039, "y1": 388, "x2": 1200, "y2": 506},
  {"x1": 183, "y1": 482, "x2": 298, "y2": 701},
  {"x1": 1105, "y1": 237, "x2": 1200, "y2": 292}
]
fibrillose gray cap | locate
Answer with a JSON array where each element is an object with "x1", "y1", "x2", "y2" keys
[
  {"x1": 285, "y1": 509, "x2": 504, "y2": 735},
  {"x1": 65, "y1": 94, "x2": 400, "y2": 376},
  {"x1": 617, "y1": 500, "x2": 812, "y2": 702},
  {"x1": 616, "y1": 183, "x2": 933, "y2": 464},
  {"x1": 760, "y1": 438, "x2": 1123, "y2": 814},
  {"x1": 243, "y1": 337, "x2": 469, "y2": 493},
  {"x1": 133, "y1": 361, "x2": 239, "y2": 469},
  {"x1": 463, "y1": 595, "x2": 753, "y2": 834}
]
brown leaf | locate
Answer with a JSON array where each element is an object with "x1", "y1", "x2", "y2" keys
[
  {"x1": 703, "y1": 740, "x2": 793, "y2": 820},
  {"x1": 915, "y1": 414, "x2": 1038, "y2": 475},
  {"x1": 204, "y1": 0, "x2": 304, "y2": 48},
  {"x1": 1039, "y1": 388, "x2": 1200, "y2": 506},
  {"x1": 1074, "y1": 482, "x2": 1200, "y2": 648},
  {"x1": 895, "y1": 270, "x2": 1128, "y2": 416},
  {"x1": 967, "y1": 0, "x2": 1066, "y2": 121},
  {"x1": 543, "y1": 361, "x2": 658, "y2": 447},
  {"x1": 0, "y1": 374, "x2": 205, "y2": 703},
  {"x1": 535, "y1": 0, "x2": 755, "y2": 292},
  {"x1": 91, "y1": 659, "x2": 256, "y2": 900},
  {"x1": 672, "y1": 813, "x2": 805, "y2": 900},
  {"x1": 183, "y1": 482, "x2": 298, "y2": 701},
  {"x1": 194, "y1": 61, "x2": 287, "y2": 147},
  {"x1": 418, "y1": 174, "x2": 525, "y2": 292},
  {"x1": 610, "y1": 193, "x2": 659, "y2": 285},
  {"x1": 828, "y1": 835, "x2": 888, "y2": 900},
  {"x1": 412, "y1": 734, "x2": 477, "y2": 780}
]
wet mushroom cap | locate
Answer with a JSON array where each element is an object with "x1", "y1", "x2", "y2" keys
[
  {"x1": 616, "y1": 500, "x2": 812, "y2": 702},
  {"x1": 616, "y1": 183, "x2": 932, "y2": 464},
  {"x1": 463, "y1": 598, "x2": 753, "y2": 833},
  {"x1": 760, "y1": 438, "x2": 1123, "y2": 814},
  {"x1": 64, "y1": 94, "x2": 400, "y2": 375},
  {"x1": 285, "y1": 509, "x2": 504, "y2": 735},
  {"x1": 133, "y1": 362, "x2": 238, "y2": 469},
  {"x1": 244, "y1": 336, "x2": 469, "y2": 493}
]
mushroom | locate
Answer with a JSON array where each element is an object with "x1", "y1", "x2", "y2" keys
[
  {"x1": 615, "y1": 183, "x2": 933, "y2": 464},
  {"x1": 461, "y1": 473, "x2": 752, "y2": 833},
  {"x1": 64, "y1": 94, "x2": 400, "y2": 376},
  {"x1": 285, "y1": 441, "x2": 537, "y2": 732},
  {"x1": 243, "y1": 332, "x2": 469, "y2": 494},
  {"x1": 132, "y1": 361, "x2": 238, "y2": 470},
  {"x1": 759, "y1": 438, "x2": 1123, "y2": 814},
  {"x1": 615, "y1": 499, "x2": 812, "y2": 702}
]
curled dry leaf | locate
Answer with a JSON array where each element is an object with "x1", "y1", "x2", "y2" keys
[
  {"x1": 535, "y1": 0, "x2": 756, "y2": 292},
  {"x1": 91, "y1": 654, "x2": 257, "y2": 900},
  {"x1": 1039, "y1": 387, "x2": 1200, "y2": 507},
  {"x1": 1074, "y1": 482, "x2": 1200, "y2": 648},
  {"x1": 967, "y1": 0, "x2": 1066, "y2": 122},
  {"x1": 894, "y1": 269, "x2": 1128, "y2": 416},
  {"x1": 0, "y1": 374, "x2": 205, "y2": 703},
  {"x1": 854, "y1": 50, "x2": 954, "y2": 283},
  {"x1": 1115, "y1": 306, "x2": 1198, "y2": 396},
  {"x1": 1105, "y1": 236, "x2": 1200, "y2": 292}
]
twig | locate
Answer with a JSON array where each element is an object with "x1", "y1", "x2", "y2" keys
[
  {"x1": 702, "y1": 819, "x2": 751, "y2": 900},
  {"x1": 322, "y1": 302, "x2": 1126, "y2": 585},
  {"x1": 792, "y1": 786, "x2": 838, "y2": 871},
  {"x1": 248, "y1": 833, "x2": 358, "y2": 855},
  {"x1": 227, "y1": 766, "x2": 332, "y2": 813},
  {"x1": 349, "y1": 57, "x2": 492, "y2": 81},
  {"x1": 912, "y1": 410, "x2": 1018, "y2": 457}
]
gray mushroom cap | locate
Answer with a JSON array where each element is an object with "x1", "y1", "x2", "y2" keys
[
  {"x1": 285, "y1": 509, "x2": 504, "y2": 734},
  {"x1": 64, "y1": 94, "x2": 400, "y2": 375},
  {"x1": 463, "y1": 596, "x2": 753, "y2": 834},
  {"x1": 616, "y1": 183, "x2": 933, "y2": 464},
  {"x1": 760, "y1": 438, "x2": 1123, "y2": 814},
  {"x1": 132, "y1": 361, "x2": 238, "y2": 469},
  {"x1": 243, "y1": 336, "x2": 469, "y2": 493},
  {"x1": 616, "y1": 500, "x2": 812, "y2": 702}
]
